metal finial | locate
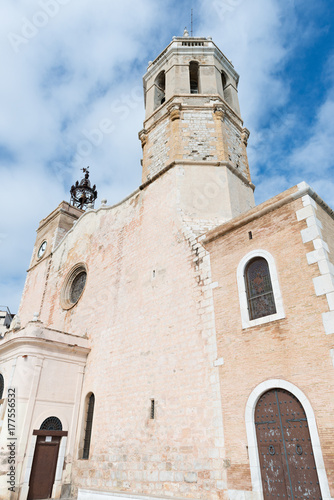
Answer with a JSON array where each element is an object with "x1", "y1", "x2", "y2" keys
[
  {"x1": 191, "y1": 9, "x2": 193, "y2": 36},
  {"x1": 70, "y1": 166, "x2": 98, "y2": 210}
]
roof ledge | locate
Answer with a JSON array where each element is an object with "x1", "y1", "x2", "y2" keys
[{"x1": 203, "y1": 182, "x2": 334, "y2": 246}]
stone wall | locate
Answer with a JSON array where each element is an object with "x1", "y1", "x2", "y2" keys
[
  {"x1": 19, "y1": 169, "x2": 229, "y2": 499},
  {"x1": 204, "y1": 187, "x2": 334, "y2": 498}
]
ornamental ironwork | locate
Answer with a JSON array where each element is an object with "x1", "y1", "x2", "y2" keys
[
  {"x1": 40, "y1": 416, "x2": 63, "y2": 431},
  {"x1": 70, "y1": 271, "x2": 87, "y2": 304},
  {"x1": 70, "y1": 167, "x2": 97, "y2": 210}
]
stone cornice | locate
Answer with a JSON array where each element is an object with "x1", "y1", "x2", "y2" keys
[
  {"x1": 48, "y1": 159, "x2": 255, "y2": 257},
  {"x1": 0, "y1": 322, "x2": 90, "y2": 359},
  {"x1": 139, "y1": 160, "x2": 254, "y2": 192},
  {"x1": 144, "y1": 39, "x2": 238, "y2": 84},
  {"x1": 203, "y1": 182, "x2": 334, "y2": 246},
  {"x1": 37, "y1": 201, "x2": 83, "y2": 233},
  {"x1": 142, "y1": 95, "x2": 243, "y2": 135}
]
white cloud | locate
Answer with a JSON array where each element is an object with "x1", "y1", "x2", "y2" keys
[
  {"x1": 1, "y1": 0, "x2": 333, "y2": 311},
  {"x1": 199, "y1": 0, "x2": 333, "y2": 204},
  {"x1": 0, "y1": 0, "x2": 158, "y2": 311},
  {"x1": 289, "y1": 96, "x2": 334, "y2": 174}
]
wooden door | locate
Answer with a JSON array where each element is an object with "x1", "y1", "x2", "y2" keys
[
  {"x1": 28, "y1": 435, "x2": 60, "y2": 499},
  {"x1": 255, "y1": 389, "x2": 322, "y2": 500}
]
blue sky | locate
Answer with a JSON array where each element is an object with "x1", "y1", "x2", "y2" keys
[{"x1": 1, "y1": 0, "x2": 334, "y2": 313}]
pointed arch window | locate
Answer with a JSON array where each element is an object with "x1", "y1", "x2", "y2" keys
[
  {"x1": 189, "y1": 61, "x2": 199, "y2": 94},
  {"x1": 82, "y1": 393, "x2": 95, "y2": 459},
  {"x1": 245, "y1": 258, "x2": 276, "y2": 320}
]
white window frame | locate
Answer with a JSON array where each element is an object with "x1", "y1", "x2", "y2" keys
[
  {"x1": 237, "y1": 249, "x2": 285, "y2": 329},
  {"x1": 245, "y1": 379, "x2": 332, "y2": 500}
]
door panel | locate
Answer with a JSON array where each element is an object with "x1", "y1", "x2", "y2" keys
[
  {"x1": 28, "y1": 436, "x2": 60, "y2": 500},
  {"x1": 255, "y1": 389, "x2": 321, "y2": 500}
]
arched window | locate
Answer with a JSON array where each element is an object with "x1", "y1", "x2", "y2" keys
[
  {"x1": 189, "y1": 61, "x2": 199, "y2": 94},
  {"x1": 154, "y1": 71, "x2": 166, "y2": 109},
  {"x1": 40, "y1": 416, "x2": 63, "y2": 431},
  {"x1": 245, "y1": 257, "x2": 276, "y2": 320},
  {"x1": 0, "y1": 374, "x2": 4, "y2": 400},
  {"x1": 237, "y1": 250, "x2": 285, "y2": 329},
  {"x1": 82, "y1": 393, "x2": 95, "y2": 459}
]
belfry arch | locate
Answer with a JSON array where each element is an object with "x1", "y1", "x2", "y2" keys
[
  {"x1": 154, "y1": 70, "x2": 166, "y2": 109},
  {"x1": 245, "y1": 380, "x2": 331, "y2": 500}
]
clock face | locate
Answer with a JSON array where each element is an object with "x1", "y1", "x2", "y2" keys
[{"x1": 37, "y1": 240, "x2": 47, "y2": 259}]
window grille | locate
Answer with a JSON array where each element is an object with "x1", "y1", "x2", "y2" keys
[
  {"x1": 245, "y1": 258, "x2": 276, "y2": 320},
  {"x1": 40, "y1": 416, "x2": 63, "y2": 431},
  {"x1": 150, "y1": 399, "x2": 155, "y2": 419},
  {"x1": 70, "y1": 271, "x2": 87, "y2": 304},
  {"x1": 61, "y1": 263, "x2": 87, "y2": 309},
  {"x1": 83, "y1": 394, "x2": 95, "y2": 459},
  {"x1": 0, "y1": 374, "x2": 4, "y2": 400}
]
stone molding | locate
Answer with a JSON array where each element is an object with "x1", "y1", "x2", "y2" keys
[
  {"x1": 144, "y1": 40, "x2": 239, "y2": 84},
  {"x1": 0, "y1": 323, "x2": 90, "y2": 358},
  {"x1": 143, "y1": 94, "x2": 244, "y2": 132},
  {"x1": 78, "y1": 489, "x2": 189, "y2": 500},
  {"x1": 138, "y1": 129, "x2": 148, "y2": 147},
  {"x1": 50, "y1": 159, "x2": 255, "y2": 260},
  {"x1": 37, "y1": 202, "x2": 83, "y2": 232},
  {"x1": 204, "y1": 182, "x2": 334, "y2": 245},
  {"x1": 213, "y1": 104, "x2": 225, "y2": 120},
  {"x1": 167, "y1": 102, "x2": 182, "y2": 121},
  {"x1": 242, "y1": 128, "x2": 250, "y2": 146}
]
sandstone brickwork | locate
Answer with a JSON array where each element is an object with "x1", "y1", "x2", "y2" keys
[{"x1": 204, "y1": 184, "x2": 334, "y2": 499}]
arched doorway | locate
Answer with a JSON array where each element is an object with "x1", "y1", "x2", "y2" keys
[
  {"x1": 255, "y1": 388, "x2": 321, "y2": 499},
  {"x1": 28, "y1": 417, "x2": 67, "y2": 500}
]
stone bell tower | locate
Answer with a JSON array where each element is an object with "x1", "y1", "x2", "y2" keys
[{"x1": 139, "y1": 30, "x2": 255, "y2": 224}]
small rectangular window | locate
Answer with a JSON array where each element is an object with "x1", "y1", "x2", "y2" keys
[
  {"x1": 189, "y1": 61, "x2": 199, "y2": 94},
  {"x1": 150, "y1": 399, "x2": 155, "y2": 419},
  {"x1": 83, "y1": 393, "x2": 95, "y2": 459}
]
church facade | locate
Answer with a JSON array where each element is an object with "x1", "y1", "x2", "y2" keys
[{"x1": 0, "y1": 33, "x2": 333, "y2": 500}]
